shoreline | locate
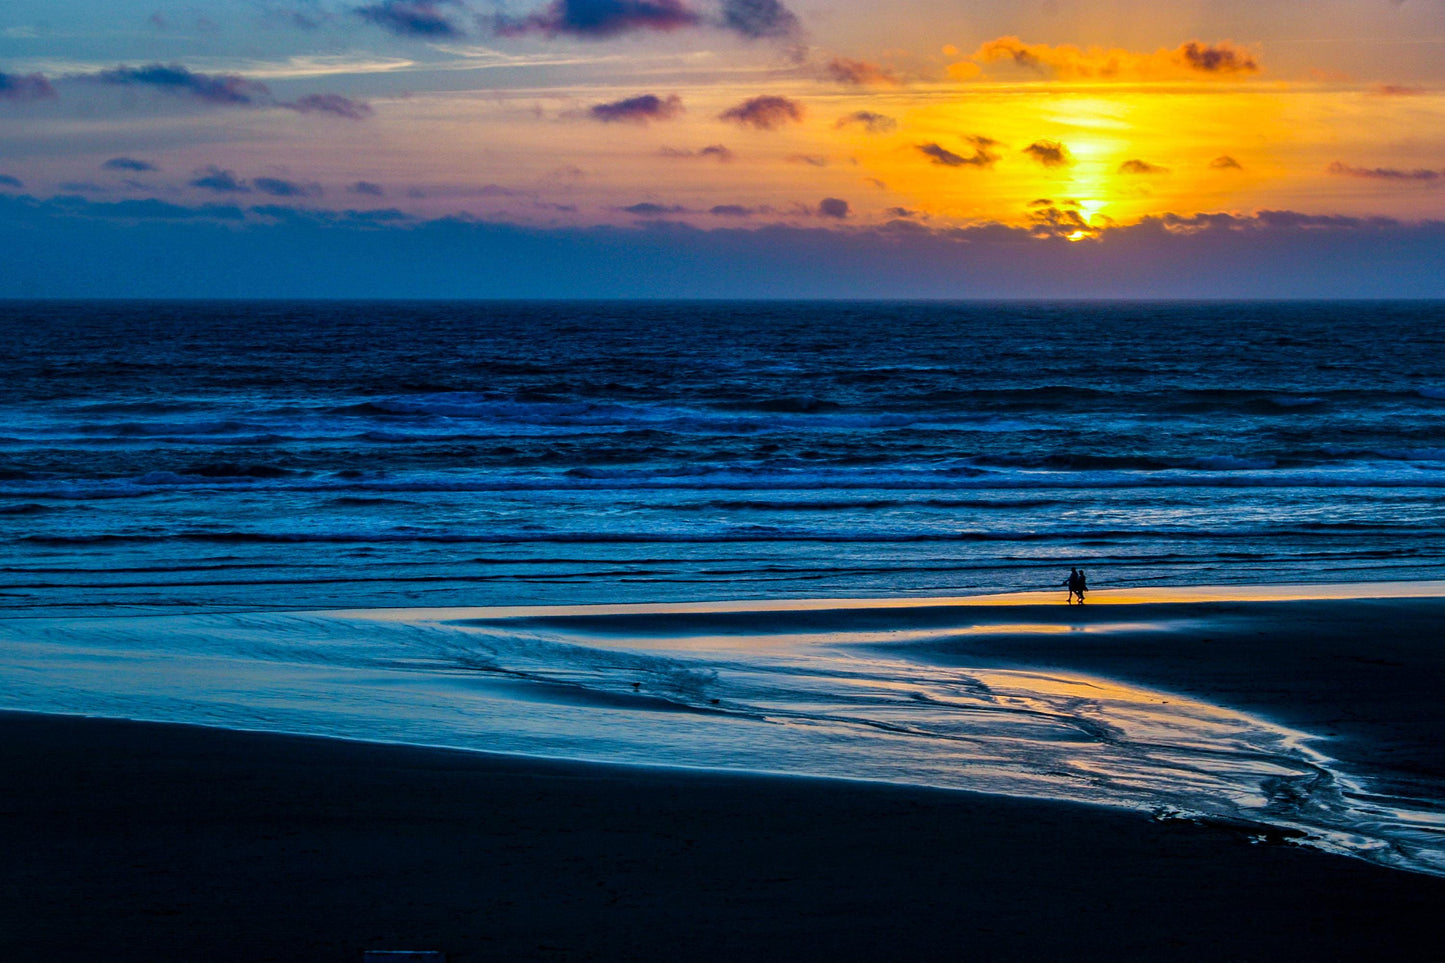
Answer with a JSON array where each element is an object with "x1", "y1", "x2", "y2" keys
[{"x1": 4, "y1": 710, "x2": 1445, "y2": 961}]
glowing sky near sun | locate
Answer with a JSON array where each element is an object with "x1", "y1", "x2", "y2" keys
[{"x1": 0, "y1": 0, "x2": 1441, "y2": 296}]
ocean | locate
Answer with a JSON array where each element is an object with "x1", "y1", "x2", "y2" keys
[
  {"x1": 2, "y1": 300, "x2": 1443, "y2": 875},
  {"x1": 3, "y1": 299, "x2": 1443, "y2": 614}
]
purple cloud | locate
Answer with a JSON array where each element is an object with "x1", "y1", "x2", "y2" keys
[
  {"x1": 190, "y1": 167, "x2": 250, "y2": 193},
  {"x1": 1118, "y1": 158, "x2": 1169, "y2": 175},
  {"x1": 659, "y1": 144, "x2": 734, "y2": 161},
  {"x1": 0, "y1": 71, "x2": 57, "y2": 102},
  {"x1": 818, "y1": 197, "x2": 849, "y2": 219},
  {"x1": 1328, "y1": 161, "x2": 1441, "y2": 181},
  {"x1": 917, "y1": 141, "x2": 997, "y2": 168},
  {"x1": 102, "y1": 157, "x2": 158, "y2": 172},
  {"x1": 589, "y1": 93, "x2": 684, "y2": 124},
  {"x1": 622, "y1": 202, "x2": 687, "y2": 216},
  {"x1": 495, "y1": 0, "x2": 699, "y2": 38},
  {"x1": 710, "y1": 204, "x2": 757, "y2": 217},
  {"x1": 835, "y1": 110, "x2": 896, "y2": 134},
  {"x1": 719, "y1": 0, "x2": 800, "y2": 40},
  {"x1": 285, "y1": 93, "x2": 374, "y2": 119},
  {"x1": 254, "y1": 177, "x2": 322, "y2": 197},
  {"x1": 88, "y1": 63, "x2": 268, "y2": 105},
  {"x1": 718, "y1": 95, "x2": 803, "y2": 130},
  {"x1": 354, "y1": 0, "x2": 467, "y2": 37},
  {"x1": 349, "y1": 181, "x2": 386, "y2": 196},
  {"x1": 1023, "y1": 139, "x2": 1072, "y2": 168},
  {"x1": 1178, "y1": 41, "x2": 1258, "y2": 74},
  {"x1": 0, "y1": 175, "x2": 23, "y2": 189},
  {"x1": 1210, "y1": 155, "x2": 1243, "y2": 170}
]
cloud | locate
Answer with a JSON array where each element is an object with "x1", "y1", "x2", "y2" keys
[
  {"x1": 958, "y1": 36, "x2": 1260, "y2": 81},
  {"x1": 260, "y1": 4, "x2": 334, "y2": 30},
  {"x1": 349, "y1": 180, "x2": 386, "y2": 196},
  {"x1": 710, "y1": 204, "x2": 756, "y2": 216},
  {"x1": 589, "y1": 93, "x2": 683, "y2": 124},
  {"x1": 660, "y1": 144, "x2": 734, "y2": 161},
  {"x1": 1210, "y1": 155, "x2": 1243, "y2": 170},
  {"x1": 718, "y1": 95, "x2": 803, "y2": 130},
  {"x1": 254, "y1": 177, "x2": 322, "y2": 197},
  {"x1": 87, "y1": 63, "x2": 269, "y2": 105},
  {"x1": 190, "y1": 167, "x2": 251, "y2": 193},
  {"x1": 1370, "y1": 84, "x2": 1426, "y2": 97},
  {"x1": 917, "y1": 140, "x2": 997, "y2": 168},
  {"x1": 286, "y1": 93, "x2": 374, "y2": 119},
  {"x1": 1118, "y1": 158, "x2": 1169, "y2": 175},
  {"x1": 1328, "y1": 161, "x2": 1440, "y2": 181},
  {"x1": 622, "y1": 201, "x2": 687, "y2": 216},
  {"x1": 1028, "y1": 204, "x2": 1099, "y2": 239},
  {"x1": 78, "y1": 63, "x2": 372, "y2": 119},
  {"x1": 835, "y1": 110, "x2": 896, "y2": 134},
  {"x1": 825, "y1": 57, "x2": 899, "y2": 86},
  {"x1": 718, "y1": 0, "x2": 800, "y2": 40},
  {"x1": 817, "y1": 197, "x2": 849, "y2": 219},
  {"x1": 494, "y1": 0, "x2": 700, "y2": 38},
  {"x1": 787, "y1": 154, "x2": 827, "y2": 167},
  {"x1": 0, "y1": 175, "x2": 23, "y2": 189},
  {"x1": 885, "y1": 206, "x2": 921, "y2": 218},
  {"x1": 102, "y1": 157, "x2": 158, "y2": 172},
  {"x1": 1023, "y1": 140, "x2": 1072, "y2": 167},
  {"x1": 0, "y1": 71, "x2": 56, "y2": 102},
  {"x1": 354, "y1": 0, "x2": 468, "y2": 38}
]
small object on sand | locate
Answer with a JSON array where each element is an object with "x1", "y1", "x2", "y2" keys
[{"x1": 363, "y1": 952, "x2": 446, "y2": 962}]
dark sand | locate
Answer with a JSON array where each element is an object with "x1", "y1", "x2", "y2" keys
[{"x1": 4, "y1": 593, "x2": 1445, "y2": 961}]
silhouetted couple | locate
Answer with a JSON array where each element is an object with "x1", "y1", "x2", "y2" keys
[{"x1": 1065, "y1": 567, "x2": 1088, "y2": 604}]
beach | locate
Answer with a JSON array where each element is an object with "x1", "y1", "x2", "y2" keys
[{"x1": 4, "y1": 588, "x2": 1445, "y2": 961}]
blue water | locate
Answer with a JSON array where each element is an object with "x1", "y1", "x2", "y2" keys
[
  {"x1": 2, "y1": 300, "x2": 1443, "y2": 613},
  {"x1": 2, "y1": 300, "x2": 1445, "y2": 875}
]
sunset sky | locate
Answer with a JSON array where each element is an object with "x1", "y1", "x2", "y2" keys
[{"x1": 2, "y1": 0, "x2": 1442, "y2": 296}]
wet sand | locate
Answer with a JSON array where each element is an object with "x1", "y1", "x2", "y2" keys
[
  {"x1": 4, "y1": 590, "x2": 1445, "y2": 961},
  {"x1": 2, "y1": 709, "x2": 1443, "y2": 962}
]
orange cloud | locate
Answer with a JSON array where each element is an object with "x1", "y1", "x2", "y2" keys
[
  {"x1": 825, "y1": 57, "x2": 901, "y2": 86},
  {"x1": 954, "y1": 36, "x2": 1260, "y2": 81}
]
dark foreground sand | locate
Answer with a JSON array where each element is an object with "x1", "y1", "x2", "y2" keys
[{"x1": 4, "y1": 709, "x2": 1444, "y2": 963}]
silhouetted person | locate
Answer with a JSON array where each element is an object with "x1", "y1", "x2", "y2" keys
[
  {"x1": 1064, "y1": 567, "x2": 1080, "y2": 604},
  {"x1": 1076, "y1": 569, "x2": 1088, "y2": 603}
]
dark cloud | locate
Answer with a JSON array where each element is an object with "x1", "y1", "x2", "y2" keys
[
  {"x1": 1328, "y1": 161, "x2": 1440, "y2": 181},
  {"x1": 659, "y1": 144, "x2": 734, "y2": 161},
  {"x1": 1118, "y1": 158, "x2": 1169, "y2": 175},
  {"x1": 76, "y1": 63, "x2": 371, "y2": 120},
  {"x1": 885, "y1": 206, "x2": 921, "y2": 218},
  {"x1": 286, "y1": 93, "x2": 374, "y2": 119},
  {"x1": 710, "y1": 204, "x2": 755, "y2": 216},
  {"x1": 1210, "y1": 155, "x2": 1243, "y2": 170},
  {"x1": 917, "y1": 141, "x2": 997, "y2": 168},
  {"x1": 719, "y1": 0, "x2": 800, "y2": 39},
  {"x1": 825, "y1": 57, "x2": 899, "y2": 86},
  {"x1": 1178, "y1": 41, "x2": 1258, "y2": 74},
  {"x1": 589, "y1": 93, "x2": 683, "y2": 124},
  {"x1": 1023, "y1": 140, "x2": 1072, "y2": 168},
  {"x1": 87, "y1": 63, "x2": 268, "y2": 105},
  {"x1": 622, "y1": 202, "x2": 687, "y2": 216},
  {"x1": 494, "y1": 0, "x2": 699, "y2": 38},
  {"x1": 817, "y1": 197, "x2": 849, "y2": 219},
  {"x1": 835, "y1": 110, "x2": 896, "y2": 134},
  {"x1": 254, "y1": 177, "x2": 322, "y2": 197},
  {"x1": 0, "y1": 71, "x2": 57, "y2": 102},
  {"x1": 354, "y1": 0, "x2": 468, "y2": 37},
  {"x1": 718, "y1": 95, "x2": 803, "y2": 130},
  {"x1": 0, "y1": 175, "x2": 23, "y2": 189},
  {"x1": 788, "y1": 154, "x2": 827, "y2": 167},
  {"x1": 102, "y1": 157, "x2": 158, "y2": 172},
  {"x1": 1028, "y1": 205, "x2": 1099, "y2": 239},
  {"x1": 59, "y1": 181, "x2": 108, "y2": 193},
  {"x1": 190, "y1": 167, "x2": 251, "y2": 193},
  {"x1": 349, "y1": 181, "x2": 386, "y2": 196}
]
